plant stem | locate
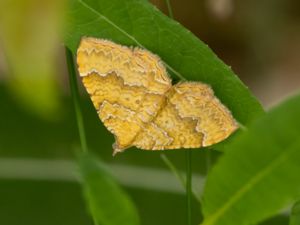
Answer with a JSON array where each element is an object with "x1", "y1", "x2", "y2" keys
[
  {"x1": 164, "y1": 1, "x2": 192, "y2": 224},
  {"x1": 165, "y1": 0, "x2": 174, "y2": 18},
  {"x1": 65, "y1": 47, "x2": 88, "y2": 153},
  {"x1": 161, "y1": 153, "x2": 201, "y2": 203},
  {"x1": 206, "y1": 149, "x2": 211, "y2": 174},
  {"x1": 186, "y1": 150, "x2": 192, "y2": 225}
]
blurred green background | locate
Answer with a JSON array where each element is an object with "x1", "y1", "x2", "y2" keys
[{"x1": 0, "y1": 0, "x2": 299, "y2": 224}]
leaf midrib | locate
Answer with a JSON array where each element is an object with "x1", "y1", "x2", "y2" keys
[
  {"x1": 202, "y1": 140, "x2": 300, "y2": 225},
  {"x1": 77, "y1": 0, "x2": 186, "y2": 81}
]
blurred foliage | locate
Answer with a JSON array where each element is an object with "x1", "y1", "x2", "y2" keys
[
  {"x1": 0, "y1": 0, "x2": 65, "y2": 119},
  {"x1": 78, "y1": 153, "x2": 140, "y2": 225},
  {"x1": 0, "y1": 178, "x2": 203, "y2": 225},
  {"x1": 0, "y1": 180, "x2": 91, "y2": 225}
]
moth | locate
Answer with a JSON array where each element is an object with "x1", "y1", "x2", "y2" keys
[{"x1": 77, "y1": 37, "x2": 238, "y2": 155}]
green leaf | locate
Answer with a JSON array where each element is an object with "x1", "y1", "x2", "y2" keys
[
  {"x1": 0, "y1": 0, "x2": 64, "y2": 119},
  {"x1": 64, "y1": 0, "x2": 264, "y2": 126},
  {"x1": 290, "y1": 201, "x2": 300, "y2": 225},
  {"x1": 78, "y1": 153, "x2": 140, "y2": 225},
  {"x1": 201, "y1": 94, "x2": 300, "y2": 225}
]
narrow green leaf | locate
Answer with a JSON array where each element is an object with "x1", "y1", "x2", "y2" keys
[
  {"x1": 78, "y1": 153, "x2": 140, "y2": 225},
  {"x1": 290, "y1": 201, "x2": 300, "y2": 225},
  {"x1": 64, "y1": 0, "x2": 264, "y2": 126},
  {"x1": 201, "y1": 94, "x2": 300, "y2": 225}
]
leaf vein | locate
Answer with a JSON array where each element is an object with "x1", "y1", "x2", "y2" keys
[{"x1": 203, "y1": 142, "x2": 299, "y2": 225}]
